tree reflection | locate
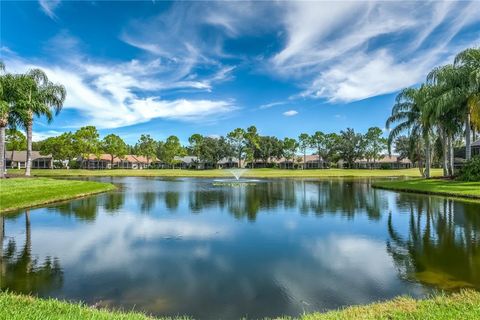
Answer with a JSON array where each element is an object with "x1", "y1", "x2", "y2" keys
[
  {"x1": 103, "y1": 191, "x2": 125, "y2": 213},
  {"x1": 164, "y1": 191, "x2": 180, "y2": 210},
  {"x1": 55, "y1": 197, "x2": 99, "y2": 221},
  {"x1": 186, "y1": 179, "x2": 388, "y2": 221},
  {"x1": 138, "y1": 192, "x2": 157, "y2": 213},
  {"x1": 0, "y1": 210, "x2": 63, "y2": 294},
  {"x1": 387, "y1": 198, "x2": 480, "y2": 290}
]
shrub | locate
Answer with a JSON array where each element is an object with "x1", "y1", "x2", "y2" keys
[
  {"x1": 457, "y1": 156, "x2": 480, "y2": 181},
  {"x1": 380, "y1": 163, "x2": 392, "y2": 170}
]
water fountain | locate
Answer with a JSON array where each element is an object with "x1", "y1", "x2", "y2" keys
[{"x1": 213, "y1": 168, "x2": 259, "y2": 186}]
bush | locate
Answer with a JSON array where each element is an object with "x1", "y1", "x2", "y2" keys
[
  {"x1": 457, "y1": 156, "x2": 480, "y2": 181},
  {"x1": 68, "y1": 160, "x2": 80, "y2": 169},
  {"x1": 380, "y1": 163, "x2": 392, "y2": 170}
]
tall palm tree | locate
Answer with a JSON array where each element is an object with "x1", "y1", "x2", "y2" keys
[
  {"x1": 428, "y1": 48, "x2": 480, "y2": 160},
  {"x1": 386, "y1": 86, "x2": 432, "y2": 177},
  {"x1": 0, "y1": 61, "x2": 8, "y2": 178},
  {"x1": 15, "y1": 69, "x2": 66, "y2": 176}
]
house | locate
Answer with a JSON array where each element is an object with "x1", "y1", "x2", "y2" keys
[
  {"x1": 117, "y1": 155, "x2": 151, "y2": 169},
  {"x1": 218, "y1": 157, "x2": 239, "y2": 169},
  {"x1": 171, "y1": 156, "x2": 240, "y2": 169},
  {"x1": 303, "y1": 155, "x2": 328, "y2": 169},
  {"x1": 173, "y1": 156, "x2": 200, "y2": 169},
  {"x1": 249, "y1": 155, "x2": 326, "y2": 169},
  {"x1": 472, "y1": 139, "x2": 480, "y2": 157},
  {"x1": 79, "y1": 154, "x2": 153, "y2": 169},
  {"x1": 352, "y1": 155, "x2": 412, "y2": 169},
  {"x1": 5, "y1": 151, "x2": 53, "y2": 169}
]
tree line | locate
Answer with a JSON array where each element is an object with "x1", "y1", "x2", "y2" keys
[
  {"x1": 386, "y1": 47, "x2": 480, "y2": 178},
  {"x1": 6, "y1": 125, "x2": 390, "y2": 170}
]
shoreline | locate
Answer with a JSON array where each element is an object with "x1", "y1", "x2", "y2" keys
[
  {"x1": 0, "y1": 178, "x2": 116, "y2": 214},
  {"x1": 1, "y1": 290, "x2": 479, "y2": 320},
  {"x1": 372, "y1": 179, "x2": 480, "y2": 200}
]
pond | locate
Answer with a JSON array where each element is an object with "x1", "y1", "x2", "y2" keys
[{"x1": 1, "y1": 177, "x2": 479, "y2": 319}]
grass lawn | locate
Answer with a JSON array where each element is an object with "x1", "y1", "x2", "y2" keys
[
  {"x1": 372, "y1": 178, "x2": 480, "y2": 199},
  {"x1": 0, "y1": 178, "x2": 116, "y2": 213},
  {"x1": 1, "y1": 290, "x2": 479, "y2": 320},
  {"x1": 7, "y1": 168, "x2": 442, "y2": 178}
]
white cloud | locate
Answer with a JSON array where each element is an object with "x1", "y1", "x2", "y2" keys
[
  {"x1": 283, "y1": 110, "x2": 298, "y2": 117},
  {"x1": 39, "y1": 0, "x2": 61, "y2": 19},
  {"x1": 259, "y1": 101, "x2": 287, "y2": 109},
  {"x1": 2, "y1": 38, "x2": 237, "y2": 129},
  {"x1": 271, "y1": 1, "x2": 480, "y2": 102}
]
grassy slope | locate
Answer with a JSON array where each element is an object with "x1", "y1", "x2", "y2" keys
[
  {"x1": 7, "y1": 168, "x2": 442, "y2": 178},
  {"x1": 302, "y1": 290, "x2": 480, "y2": 320},
  {"x1": 1, "y1": 291, "x2": 479, "y2": 320},
  {"x1": 0, "y1": 178, "x2": 116, "y2": 213},
  {"x1": 372, "y1": 179, "x2": 480, "y2": 199}
]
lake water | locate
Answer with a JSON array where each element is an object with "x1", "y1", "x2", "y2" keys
[{"x1": 1, "y1": 177, "x2": 479, "y2": 319}]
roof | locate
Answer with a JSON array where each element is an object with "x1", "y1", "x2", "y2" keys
[
  {"x1": 82, "y1": 154, "x2": 157, "y2": 163},
  {"x1": 6, "y1": 150, "x2": 52, "y2": 162},
  {"x1": 355, "y1": 155, "x2": 412, "y2": 164},
  {"x1": 472, "y1": 139, "x2": 480, "y2": 147},
  {"x1": 174, "y1": 156, "x2": 199, "y2": 164}
]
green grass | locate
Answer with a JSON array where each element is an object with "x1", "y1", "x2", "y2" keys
[
  {"x1": 1, "y1": 290, "x2": 479, "y2": 320},
  {"x1": 372, "y1": 178, "x2": 480, "y2": 199},
  {"x1": 302, "y1": 290, "x2": 480, "y2": 320},
  {"x1": 0, "y1": 292, "x2": 180, "y2": 320},
  {"x1": 7, "y1": 168, "x2": 442, "y2": 178},
  {"x1": 0, "y1": 178, "x2": 116, "y2": 213}
]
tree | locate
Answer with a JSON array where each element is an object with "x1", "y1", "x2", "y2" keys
[
  {"x1": 394, "y1": 135, "x2": 424, "y2": 167},
  {"x1": 282, "y1": 137, "x2": 297, "y2": 169},
  {"x1": 73, "y1": 126, "x2": 100, "y2": 168},
  {"x1": 310, "y1": 131, "x2": 326, "y2": 168},
  {"x1": 0, "y1": 63, "x2": 17, "y2": 178},
  {"x1": 6, "y1": 128, "x2": 26, "y2": 151},
  {"x1": 256, "y1": 136, "x2": 283, "y2": 166},
  {"x1": 386, "y1": 87, "x2": 432, "y2": 177},
  {"x1": 364, "y1": 127, "x2": 387, "y2": 167},
  {"x1": 200, "y1": 136, "x2": 232, "y2": 167},
  {"x1": 323, "y1": 133, "x2": 340, "y2": 165},
  {"x1": 102, "y1": 134, "x2": 127, "y2": 167},
  {"x1": 40, "y1": 132, "x2": 76, "y2": 166},
  {"x1": 298, "y1": 133, "x2": 310, "y2": 169},
  {"x1": 13, "y1": 69, "x2": 66, "y2": 176},
  {"x1": 188, "y1": 134, "x2": 204, "y2": 165},
  {"x1": 427, "y1": 48, "x2": 480, "y2": 161},
  {"x1": 136, "y1": 134, "x2": 157, "y2": 166},
  {"x1": 338, "y1": 128, "x2": 365, "y2": 168},
  {"x1": 163, "y1": 135, "x2": 185, "y2": 169},
  {"x1": 227, "y1": 128, "x2": 247, "y2": 168},
  {"x1": 245, "y1": 126, "x2": 260, "y2": 167}
]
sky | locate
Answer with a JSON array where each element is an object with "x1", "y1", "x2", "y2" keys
[{"x1": 1, "y1": 1, "x2": 479, "y2": 144}]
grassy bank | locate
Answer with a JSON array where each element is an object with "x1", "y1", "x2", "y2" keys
[
  {"x1": 7, "y1": 168, "x2": 442, "y2": 178},
  {"x1": 1, "y1": 290, "x2": 479, "y2": 320},
  {"x1": 372, "y1": 179, "x2": 480, "y2": 199},
  {"x1": 0, "y1": 178, "x2": 116, "y2": 213}
]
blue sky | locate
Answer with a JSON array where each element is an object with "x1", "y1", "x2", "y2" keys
[{"x1": 1, "y1": 1, "x2": 479, "y2": 144}]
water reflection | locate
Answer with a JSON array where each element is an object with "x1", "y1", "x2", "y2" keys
[
  {"x1": 387, "y1": 196, "x2": 480, "y2": 290},
  {"x1": 187, "y1": 179, "x2": 388, "y2": 221},
  {"x1": 1, "y1": 210, "x2": 63, "y2": 294},
  {"x1": 1, "y1": 177, "x2": 479, "y2": 319}
]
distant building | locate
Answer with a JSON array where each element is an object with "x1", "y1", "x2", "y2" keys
[
  {"x1": 5, "y1": 151, "x2": 53, "y2": 169},
  {"x1": 351, "y1": 155, "x2": 412, "y2": 169},
  {"x1": 173, "y1": 156, "x2": 239, "y2": 169},
  {"x1": 79, "y1": 154, "x2": 153, "y2": 169},
  {"x1": 472, "y1": 139, "x2": 480, "y2": 157}
]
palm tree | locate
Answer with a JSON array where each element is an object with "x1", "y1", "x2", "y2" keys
[
  {"x1": 0, "y1": 61, "x2": 8, "y2": 178},
  {"x1": 15, "y1": 69, "x2": 66, "y2": 176},
  {"x1": 386, "y1": 87, "x2": 433, "y2": 177},
  {"x1": 427, "y1": 48, "x2": 480, "y2": 160}
]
